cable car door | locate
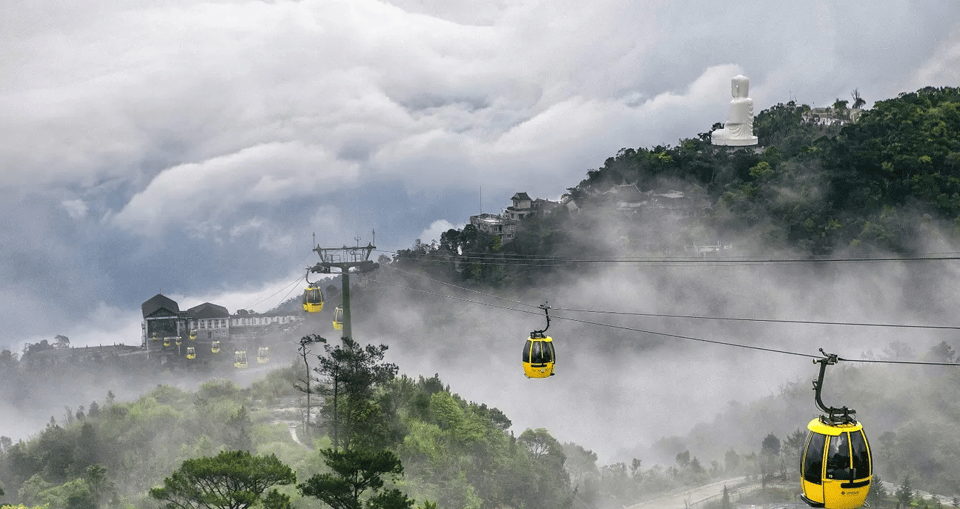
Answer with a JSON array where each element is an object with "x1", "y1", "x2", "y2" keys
[{"x1": 801, "y1": 429, "x2": 827, "y2": 507}]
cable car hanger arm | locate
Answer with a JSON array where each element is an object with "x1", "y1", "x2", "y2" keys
[
  {"x1": 813, "y1": 349, "x2": 856, "y2": 424},
  {"x1": 530, "y1": 303, "x2": 550, "y2": 338}
]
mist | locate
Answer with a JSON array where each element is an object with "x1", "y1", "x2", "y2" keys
[
  {"x1": 4, "y1": 192, "x2": 959, "y2": 477},
  {"x1": 346, "y1": 226, "x2": 960, "y2": 464}
]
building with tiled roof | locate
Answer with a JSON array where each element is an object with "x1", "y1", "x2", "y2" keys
[
  {"x1": 141, "y1": 294, "x2": 300, "y2": 367},
  {"x1": 470, "y1": 191, "x2": 560, "y2": 243}
]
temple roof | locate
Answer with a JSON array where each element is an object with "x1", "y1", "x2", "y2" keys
[
  {"x1": 141, "y1": 294, "x2": 180, "y2": 319},
  {"x1": 186, "y1": 302, "x2": 230, "y2": 319}
]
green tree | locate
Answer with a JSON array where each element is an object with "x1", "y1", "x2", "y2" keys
[
  {"x1": 833, "y1": 99, "x2": 850, "y2": 120},
  {"x1": 896, "y1": 475, "x2": 913, "y2": 509},
  {"x1": 851, "y1": 89, "x2": 866, "y2": 110},
  {"x1": 149, "y1": 450, "x2": 296, "y2": 509},
  {"x1": 760, "y1": 433, "x2": 781, "y2": 481},
  {"x1": 517, "y1": 428, "x2": 570, "y2": 507},
  {"x1": 18, "y1": 474, "x2": 94, "y2": 509},
  {"x1": 315, "y1": 338, "x2": 398, "y2": 451},
  {"x1": 561, "y1": 442, "x2": 599, "y2": 492},
  {"x1": 224, "y1": 406, "x2": 253, "y2": 452},
  {"x1": 783, "y1": 429, "x2": 807, "y2": 469},
  {"x1": 298, "y1": 448, "x2": 413, "y2": 509},
  {"x1": 724, "y1": 450, "x2": 741, "y2": 474},
  {"x1": 296, "y1": 335, "x2": 328, "y2": 431},
  {"x1": 867, "y1": 474, "x2": 887, "y2": 508}
]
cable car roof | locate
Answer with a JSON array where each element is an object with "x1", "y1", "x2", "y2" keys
[{"x1": 807, "y1": 417, "x2": 862, "y2": 435}]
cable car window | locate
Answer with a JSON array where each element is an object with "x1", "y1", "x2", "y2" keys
[
  {"x1": 826, "y1": 432, "x2": 852, "y2": 481},
  {"x1": 522, "y1": 340, "x2": 532, "y2": 363},
  {"x1": 803, "y1": 431, "x2": 825, "y2": 484},
  {"x1": 850, "y1": 430, "x2": 871, "y2": 479},
  {"x1": 546, "y1": 342, "x2": 556, "y2": 363},
  {"x1": 531, "y1": 341, "x2": 544, "y2": 364}
]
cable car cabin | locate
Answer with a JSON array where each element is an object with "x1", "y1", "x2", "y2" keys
[
  {"x1": 163, "y1": 337, "x2": 171, "y2": 347},
  {"x1": 257, "y1": 347, "x2": 269, "y2": 364},
  {"x1": 189, "y1": 329, "x2": 197, "y2": 341},
  {"x1": 332, "y1": 307, "x2": 344, "y2": 331},
  {"x1": 522, "y1": 336, "x2": 556, "y2": 378},
  {"x1": 800, "y1": 417, "x2": 872, "y2": 509},
  {"x1": 186, "y1": 346, "x2": 196, "y2": 360},
  {"x1": 234, "y1": 350, "x2": 248, "y2": 369},
  {"x1": 175, "y1": 336, "x2": 182, "y2": 346},
  {"x1": 302, "y1": 285, "x2": 324, "y2": 313},
  {"x1": 211, "y1": 341, "x2": 221, "y2": 354}
]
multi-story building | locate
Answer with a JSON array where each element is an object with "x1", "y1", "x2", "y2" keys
[
  {"x1": 141, "y1": 293, "x2": 300, "y2": 366},
  {"x1": 469, "y1": 192, "x2": 559, "y2": 243}
]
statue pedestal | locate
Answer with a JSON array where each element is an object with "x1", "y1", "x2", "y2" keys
[{"x1": 712, "y1": 133, "x2": 758, "y2": 146}]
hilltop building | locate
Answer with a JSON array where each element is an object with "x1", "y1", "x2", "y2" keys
[
  {"x1": 470, "y1": 192, "x2": 559, "y2": 243},
  {"x1": 804, "y1": 106, "x2": 861, "y2": 126}
]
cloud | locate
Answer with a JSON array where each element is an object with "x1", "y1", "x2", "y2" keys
[
  {"x1": 416, "y1": 219, "x2": 465, "y2": 246},
  {"x1": 111, "y1": 141, "x2": 359, "y2": 235},
  {"x1": 61, "y1": 199, "x2": 89, "y2": 219},
  {"x1": 4, "y1": 0, "x2": 960, "y2": 444}
]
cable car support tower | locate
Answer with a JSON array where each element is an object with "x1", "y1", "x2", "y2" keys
[{"x1": 307, "y1": 233, "x2": 379, "y2": 340}]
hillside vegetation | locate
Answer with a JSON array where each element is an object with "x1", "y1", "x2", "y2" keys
[
  {"x1": 394, "y1": 86, "x2": 960, "y2": 287},
  {"x1": 0, "y1": 357, "x2": 747, "y2": 509},
  {"x1": 3, "y1": 86, "x2": 960, "y2": 509}
]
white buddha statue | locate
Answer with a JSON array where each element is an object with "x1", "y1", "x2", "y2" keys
[{"x1": 711, "y1": 75, "x2": 758, "y2": 146}]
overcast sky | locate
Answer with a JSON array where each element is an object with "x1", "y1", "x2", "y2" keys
[{"x1": 2, "y1": 0, "x2": 959, "y2": 351}]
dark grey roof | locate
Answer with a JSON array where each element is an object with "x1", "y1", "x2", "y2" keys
[
  {"x1": 142, "y1": 294, "x2": 180, "y2": 318},
  {"x1": 607, "y1": 184, "x2": 645, "y2": 202},
  {"x1": 186, "y1": 302, "x2": 230, "y2": 319},
  {"x1": 511, "y1": 192, "x2": 532, "y2": 201}
]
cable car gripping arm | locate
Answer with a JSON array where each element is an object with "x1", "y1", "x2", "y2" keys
[
  {"x1": 813, "y1": 348, "x2": 857, "y2": 424},
  {"x1": 530, "y1": 303, "x2": 551, "y2": 339}
]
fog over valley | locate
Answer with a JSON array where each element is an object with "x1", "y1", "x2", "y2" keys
[{"x1": 4, "y1": 2, "x2": 960, "y2": 507}]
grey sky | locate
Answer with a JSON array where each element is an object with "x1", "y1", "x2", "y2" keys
[
  {"x1": 3, "y1": 0, "x2": 958, "y2": 343},
  {"x1": 2, "y1": 0, "x2": 960, "y2": 462}
]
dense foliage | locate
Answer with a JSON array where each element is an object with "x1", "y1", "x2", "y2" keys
[
  {"x1": 397, "y1": 87, "x2": 960, "y2": 281},
  {"x1": 5, "y1": 86, "x2": 960, "y2": 509},
  {"x1": 3, "y1": 341, "x2": 960, "y2": 508},
  {"x1": 149, "y1": 450, "x2": 296, "y2": 509}
]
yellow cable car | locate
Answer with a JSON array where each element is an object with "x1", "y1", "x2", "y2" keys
[
  {"x1": 332, "y1": 307, "x2": 343, "y2": 331},
  {"x1": 257, "y1": 346, "x2": 269, "y2": 364},
  {"x1": 186, "y1": 346, "x2": 196, "y2": 360},
  {"x1": 189, "y1": 329, "x2": 197, "y2": 341},
  {"x1": 151, "y1": 332, "x2": 158, "y2": 341},
  {"x1": 163, "y1": 336, "x2": 171, "y2": 347},
  {"x1": 211, "y1": 341, "x2": 221, "y2": 354},
  {"x1": 522, "y1": 336, "x2": 556, "y2": 378},
  {"x1": 800, "y1": 351, "x2": 872, "y2": 509},
  {"x1": 522, "y1": 304, "x2": 555, "y2": 378},
  {"x1": 234, "y1": 350, "x2": 248, "y2": 369},
  {"x1": 801, "y1": 418, "x2": 871, "y2": 509},
  {"x1": 303, "y1": 283, "x2": 324, "y2": 313},
  {"x1": 175, "y1": 336, "x2": 182, "y2": 346}
]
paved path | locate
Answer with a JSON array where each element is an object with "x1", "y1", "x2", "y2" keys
[{"x1": 625, "y1": 478, "x2": 750, "y2": 509}]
